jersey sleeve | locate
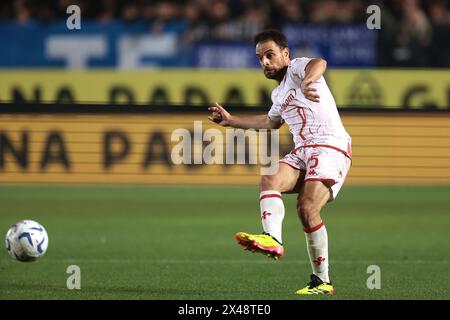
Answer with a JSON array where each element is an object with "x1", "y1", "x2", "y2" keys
[
  {"x1": 290, "y1": 57, "x2": 313, "y2": 80},
  {"x1": 268, "y1": 103, "x2": 284, "y2": 124}
]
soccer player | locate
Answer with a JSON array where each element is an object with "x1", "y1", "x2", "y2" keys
[{"x1": 208, "y1": 29, "x2": 352, "y2": 295}]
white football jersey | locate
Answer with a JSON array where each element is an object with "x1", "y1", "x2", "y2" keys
[{"x1": 268, "y1": 57, "x2": 352, "y2": 157}]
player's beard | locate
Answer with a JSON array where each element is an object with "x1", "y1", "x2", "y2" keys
[{"x1": 264, "y1": 65, "x2": 288, "y2": 82}]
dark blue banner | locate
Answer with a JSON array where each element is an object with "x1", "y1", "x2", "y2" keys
[
  {"x1": 0, "y1": 20, "x2": 185, "y2": 68},
  {"x1": 283, "y1": 24, "x2": 377, "y2": 67},
  {"x1": 0, "y1": 22, "x2": 376, "y2": 68}
]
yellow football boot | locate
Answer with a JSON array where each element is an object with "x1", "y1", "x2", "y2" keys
[
  {"x1": 295, "y1": 274, "x2": 335, "y2": 295},
  {"x1": 235, "y1": 232, "x2": 284, "y2": 260}
]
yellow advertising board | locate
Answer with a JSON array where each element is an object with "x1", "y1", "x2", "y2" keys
[
  {"x1": 0, "y1": 69, "x2": 448, "y2": 109},
  {"x1": 1, "y1": 112, "x2": 449, "y2": 185},
  {"x1": 327, "y1": 70, "x2": 449, "y2": 109}
]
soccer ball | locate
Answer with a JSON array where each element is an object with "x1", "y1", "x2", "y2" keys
[{"x1": 5, "y1": 220, "x2": 49, "y2": 262}]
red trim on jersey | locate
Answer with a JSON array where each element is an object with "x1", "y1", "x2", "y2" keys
[
  {"x1": 304, "y1": 178, "x2": 336, "y2": 183},
  {"x1": 296, "y1": 108, "x2": 307, "y2": 140},
  {"x1": 292, "y1": 144, "x2": 352, "y2": 160},
  {"x1": 259, "y1": 194, "x2": 283, "y2": 201},
  {"x1": 347, "y1": 142, "x2": 353, "y2": 158},
  {"x1": 303, "y1": 221, "x2": 324, "y2": 233}
]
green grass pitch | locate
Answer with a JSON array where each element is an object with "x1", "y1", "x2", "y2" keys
[{"x1": 0, "y1": 184, "x2": 449, "y2": 300}]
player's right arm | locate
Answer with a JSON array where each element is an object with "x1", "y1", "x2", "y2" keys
[{"x1": 208, "y1": 102, "x2": 282, "y2": 129}]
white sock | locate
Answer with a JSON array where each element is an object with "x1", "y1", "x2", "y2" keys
[
  {"x1": 304, "y1": 222, "x2": 330, "y2": 283},
  {"x1": 259, "y1": 190, "x2": 285, "y2": 243}
]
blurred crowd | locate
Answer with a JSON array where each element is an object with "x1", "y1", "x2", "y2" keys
[{"x1": 0, "y1": 0, "x2": 449, "y2": 67}]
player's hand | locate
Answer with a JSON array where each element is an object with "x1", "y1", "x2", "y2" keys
[
  {"x1": 301, "y1": 80, "x2": 320, "y2": 103},
  {"x1": 208, "y1": 102, "x2": 232, "y2": 127}
]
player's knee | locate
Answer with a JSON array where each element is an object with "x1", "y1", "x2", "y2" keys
[
  {"x1": 260, "y1": 174, "x2": 282, "y2": 191},
  {"x1": 297, "y1": 200, "x2": 316, "y2": 218},
  {"x1": 297, "y1": 199, "x2": 320, "y2": 228}
]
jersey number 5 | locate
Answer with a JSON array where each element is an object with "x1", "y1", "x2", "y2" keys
[{"x1": 309, "y1": 154, "x2": 319, "y2": 169}]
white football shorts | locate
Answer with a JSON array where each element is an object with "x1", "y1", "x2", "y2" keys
[{"x1": 279, "y1": 145, "x2": 352, "y2": 201}]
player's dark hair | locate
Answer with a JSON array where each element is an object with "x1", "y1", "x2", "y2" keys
[{"x1": 253, "y1": 29, "x2": 289, "y2": 48}]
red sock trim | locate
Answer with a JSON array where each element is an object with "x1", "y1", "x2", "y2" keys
[
  {"x1": 259, "y1": 194, "x2": 283, "y2": 201},
  {"x1": 303, "y1": 221, "x2": 324, "y2": 233}
]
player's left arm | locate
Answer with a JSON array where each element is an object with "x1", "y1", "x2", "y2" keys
[{"x1": 300, "y1": 58, "x2": 327, "y2": 103}]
